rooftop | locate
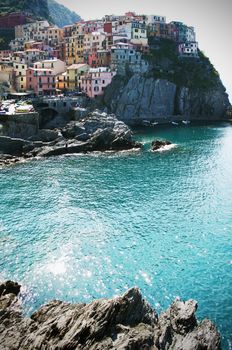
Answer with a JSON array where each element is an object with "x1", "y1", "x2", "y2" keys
[{"x1": 67, "y1": 64, "x2": 88, "y2": 70}]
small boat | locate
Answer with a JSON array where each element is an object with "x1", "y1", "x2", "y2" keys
[
  {"x1": 171, "y1": 121, "x2": 179, "y2": 126},
  {"x1": 142, "y1": 120, "x2": 151, "y2": 126},
  {"x1": 182, "y1": 120, "x2": 190, "y2": 125},
  {"x1": 151, "y1": 122, "x2": 159, "y2": 126}
]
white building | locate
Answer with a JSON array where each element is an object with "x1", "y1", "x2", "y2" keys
[
  {"x1": 33, "y1": 58, "x2": 66, "y2": 75},
  {"x1": 179, "y1": 42, "x2": 198, "y2": 58},
  {"x1": 111, "y1": 42, "x2": 149, "y2": 75},
  {"x1": 146, "y1": 15, "x2": 166, "y2": 24},
  {"x1": 186, "y1": 27, "x2": 196, "y2": 42}
]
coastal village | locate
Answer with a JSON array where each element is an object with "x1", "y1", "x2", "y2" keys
[{"x1": 0, "y1": 10, "x2": 199, "y2": 106}]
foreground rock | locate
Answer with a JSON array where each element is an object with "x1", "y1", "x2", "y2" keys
[
  {"x1": 151, "y1": 139, "x2": 172, "y2": 151},
  {"x1": 0, "y1": 281, "x2": 220, "y2": 349},
  {"x1": 0, "y1": 111, "x2": 141, "y2": 167}
]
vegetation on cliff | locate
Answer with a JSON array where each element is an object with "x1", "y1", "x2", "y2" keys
[
  {"x1": 0, "y1": 0, "x2": 50, "y2": 20},
  {"x1": 0, "y1": 0, "x2": 81, "y2": 27},
  {"x1": 145, "y1": 38, "x2": 221, "y2": 91}
]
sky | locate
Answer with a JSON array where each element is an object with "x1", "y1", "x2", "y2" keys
[{"x1": 57, "y1": 0, "x2": 232, "y2": 103}]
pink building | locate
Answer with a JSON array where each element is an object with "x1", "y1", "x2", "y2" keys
[
  {"x1": 81, "y1": 67, "x2": 116, "y2": 98},
  {"x1": 26, "y1": 68, "x2": 57, "y2": 95},
  {"x1": 79, "y1": 21, "x2": 101, "y2": 34},
  {"x1": 88, "y1": 51, "x2": 98, "y2": 67}
]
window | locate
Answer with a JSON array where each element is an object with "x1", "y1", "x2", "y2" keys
[
  {"x1": 21, "y1": 85, "x2": 24, "y2": 89},
  {"x1": 21, "y1": 77, "x2": 23, "y2": 81}
]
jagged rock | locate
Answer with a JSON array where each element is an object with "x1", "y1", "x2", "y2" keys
[
  {"x1": 28, "y1": 129, "x2": 60, "y2": 142},
  {"x1": 0, "y1": 154, "x2": 22, "y2": 167},
  {"x1": 0, "y1": 136, "x2": 31, "y2": 155},
  {"x1": 0, "y1": 111, "x2": 140, "y2": 166},
  {"x1": 0, "y1": 281, "x2": 221, "y2": 350},
  {"x1": 0, "y1": 281, "x2": 21, "y2": 298},
  {"x1": 151, "y1": 139, "x2": 172, "y2": 151},
  {"x1": 154, "y1": 300, "x2": 220, "y2": 350},
  {"x1": 61, "y1": 123, "x2": 86, "y2": 139},
  {"x1": 0, "y1": 281, "x2": 21, "y2": 310}
]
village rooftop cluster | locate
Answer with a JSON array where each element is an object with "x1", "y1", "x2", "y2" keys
[{"x1": 0, "y1": 11, "x2": 198, "y2": 98}]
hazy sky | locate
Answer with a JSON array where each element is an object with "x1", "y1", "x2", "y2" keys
[{"x1": 57, "y1": 0, "x2": 232, "y2": 102}]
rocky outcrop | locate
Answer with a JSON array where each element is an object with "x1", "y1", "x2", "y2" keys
[
  {"x1": 0, "y1": 136, "x2": 31, "y2": 155},
  {"x1": 151, "y1": 140, "x2": 172, "y2": 151},
  {"x1": 104, "y1": 74, "x2": 230, "y2": 125},
  {"x1": 176, "y1": 85, "x2": 230, "y2": 120},
  {"x1": 0, "y1": 113, "x2": 39, "y2": 139},
  {"x1": 104, "y1": 76, "x2": 177, "y2": 124},
  {"x1": 0, "y1": 111, "x2": 141, "y2": 167},
  {"x1": 0, "y1": 280, "x2": 221, "y2": 350}
]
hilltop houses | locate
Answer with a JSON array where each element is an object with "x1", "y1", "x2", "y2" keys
[{"x1": 0, "y1": 11, "x2": 199, "y2": 97}]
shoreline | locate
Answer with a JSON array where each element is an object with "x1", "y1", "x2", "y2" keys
[
  {"x1": 1, "y1": 118, "x2": 231, "y2": 169},
  {"x1": 0, "y1": 280, "x2": 221, "y2": 349}
]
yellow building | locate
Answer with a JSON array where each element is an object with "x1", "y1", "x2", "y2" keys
[
  {"x1": 56, "y1": 72, "x2": 67, "y2": 90},
  {"x1": 65, "y1": 34, "x2": 85, "y2": 65},
  {"x1": 56, "y1": 64, "x2": 89, "y2": 91},
  {"x1": 66, "y1": 64, "x2": 89, "y2": 90},
  {"x1": 13, "y1": 62, "x2": 28, "y2": 92}
]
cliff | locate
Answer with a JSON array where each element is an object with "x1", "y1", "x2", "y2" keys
[
  {"x1": 0, "y1": 280, "x2": 221, "y2": 349},
  {"x1": 104, "y1": 39, "x2": 230, "y2": 124},
  {"x1": 47, "y1": 0, "x2": 81, "y2": 28},
  {"x1": 0, "y1": 0, "x2": 81, "y2": 27},
  {"x1": 0, "y1": 0, "x2": 50, "y2": 20}
]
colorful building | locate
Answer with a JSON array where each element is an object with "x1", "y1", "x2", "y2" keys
[
  {"x1": 33, "y1": 59, "x2": 66, "y2": 75},
  {"x1": 178, "y1": 42, "x2": 198, "y2": 57},
  {"x1": 66, "y1": 63, "x2": 89, "y2": 90},
  {"x1": 26, "y1": 68, "x2": 57, "y2": 95},
  {"x1": 26, "y1": 59, "x2": 66, "y2": 95},
  {"x1": 13, "y1": 61, "x2": 28, "y2": 92},
  {"x1": 81, "y1": 67, "x2": 116, "y2": 98},
  {"x1": 111, "y1": 42, "x2": 148, "y2": 75}
]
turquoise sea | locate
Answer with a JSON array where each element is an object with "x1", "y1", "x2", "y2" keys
[{"x1": 0, "y1": 123, "x2": 231, "y2": 348}]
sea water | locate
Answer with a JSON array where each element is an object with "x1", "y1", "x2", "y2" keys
[{"x1": 0, "y1": 123, "x2": 231, "y2": 348}]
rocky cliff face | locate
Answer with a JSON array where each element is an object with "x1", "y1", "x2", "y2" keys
[
  {"x1": 104, "y1": 74, "x2": 230, "y2": 124},
  {"x1": 0, "y1": 280, "x2": 221, "y2": 350},
  {"x1": 104, "y1": 40, "x2": 230, "y2": 124},
  {"x1": 104, "y1": 75, "x2": 177, "y2": 123}
]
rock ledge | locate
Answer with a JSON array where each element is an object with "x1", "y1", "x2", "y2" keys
[{"x1": 0, "y1": 280, "x2": 220, "y2": 350}]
